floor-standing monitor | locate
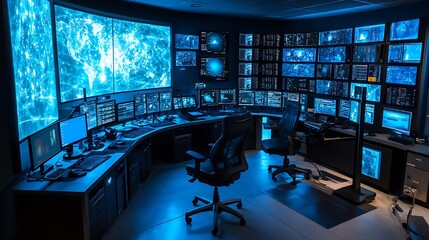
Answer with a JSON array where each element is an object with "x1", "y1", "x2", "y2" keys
[
  {"x1": 59, "y1": 114, "x2": 88, "y2": 159},
  {"x1": 29, "y1": 123, "x2": 61, "y2": 178}
]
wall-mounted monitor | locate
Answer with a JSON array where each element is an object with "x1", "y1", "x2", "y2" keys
[
  {"x1": 80, "y1": 100, "x2": 97, "y2": 130},
  {"x1": 159, "y1": 92, "x2": 172, "y2": 111},
  {"x1": 146, "y1": 93, "x2": 160, "y2": 114},
  {"x1": 350, "y1": 83, "x2": 381, "y2": 102},
  {"x1": 349, "y1": 101, "x2": 374, "y2": 124},
  {"x1": 385, "y1": 86, "x2": 416, "y2": 107},
  {"x1": 201, "y1": 57, "x2": 228, "y2": 81},
  {"x1": 314, "y1": 98, "x2": 336, "y2": 117},
  {"x1": 284, "y1": 32, "x2": 318, "y2": 46},
  {"x1": 352, "y1": 45, "x2": 380, "y2": 63},
  {"x1": 282, "y1": 63, "x2": 315, "y2": 77},
  {"x1": 287, "y1": 92, "x2": 300, "y2": 102},
  {"x1": 134, "y1": 94, "x2": 146, "y2": 117},
  {"x1": 175, "y1": 34, "x2": 199, "y2": 49},
  {"x1": 316, "y1": 80, "x2": 348, "y2": 97},
  {"x1": 254, "y1": 91, "x2": 268, "y2": 106},
  {"x1": 388, "y1": 43, "x2": 422, "y2": 63},
  {"x1": 116, "y1": 101, "x2": 135, "y2": 123},
  {"x1": 282, "y1": 48, "x2": 316, "y2": 62},
  {"x1": 318, "y1": 28, "x2": 352, "y2": 45},
  {"x1": 200, "y1": 31, "x2": 228, "y2": 53},
  {"x1": 173, "y1": 95, "x2": 197, "y2": 109},
  {"x1": 338, "y1": 99, "x2": 351, "y2": 119},
  {"x1": 318, "y1": 46, "x2": 347, "y2": 62},
  {"x1": 390, "y1": 19, "x2": 420, "y2": 41},
  {"x1": 239, "y1": 48, "x2": 259, "y2": 61},
  {"x1": 238, "y1": 90, "x2": 254, "y2": 106},
  {"x1": 238, "y1": 77, "x2": 257, "y2": 89},
  {"x1": 352, "y1": 65, "x2": 368, "y2": 81},
  {"x1": 96, "y1": 100, "x2": 116, "y2": 127},
  {"x1": 176, "y1": 51, "x2": 196, "y2": 66},
  {"x1": 386, "y1": 66, "x2": 417, "y2": 86},
  {"x1": 361, "y1": 146, "x2": 382, "y2": 180},
  {"x1": 219, "y1": 89, "x2": 237, "y2": 105},
  {"x1": 239, "y1": 33, "x2": 260, "y2": 47},
  {"x1": 316, "y1": 64, "x2": 332, "y2": 79},
  {"x1": 354, "y1": 24, "x2": 385, "y2": 44},
  {"x1": 382, "y1": 107, "x2": 412, "y2": 135},
  {"x1": 201, "y1": 90, "x2": 219, "y2": 106},
  {"x1": 29, "y1": 123, "x2": 61, "y2": 175},
  {"x1": 333, "y1": 64, "x2": 350, "y2": 80},
  {"x1": 267, "y1": 91, "x2": 282, "y2": 108},
  {"x1": 300, "y1": 94, "x2": 307, "y2": 113},
  {"x1": 238, "y1": 62, "x2": 257, "y2": 76}
]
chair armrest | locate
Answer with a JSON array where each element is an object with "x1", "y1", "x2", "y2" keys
[
  {"x1": 208, "y1": 143, "x2": 215, "y2": 148},
  {"x1": 186, "y1": 150, "x2": 207, "y2": 183},
  {"x1": 186, "y1": 150, "x2": 206, "y2": 161}
]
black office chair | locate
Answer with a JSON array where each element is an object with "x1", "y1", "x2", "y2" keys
[
  {"x1": 185, "y1": 112, "x2": 252, "y2": 236},
  {"x1": 261, "y1": 102, "x2": 311, "y2": 184}
]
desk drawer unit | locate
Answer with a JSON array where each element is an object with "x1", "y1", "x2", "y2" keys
[{"x1": 405, "y1": 153, "x2": 429, "y2": 203}]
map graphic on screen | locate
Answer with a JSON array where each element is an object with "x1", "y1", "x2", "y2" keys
[{"x1": 9, "y1": 0, "x2": 59, "y2": 140}]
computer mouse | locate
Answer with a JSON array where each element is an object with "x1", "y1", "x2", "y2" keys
[
  {"x1": 108, "y1": 144, "x2": 118, "y2": 149},
  {"x1": 69, "y1": 169, "x2": 87, "y2": 178}
]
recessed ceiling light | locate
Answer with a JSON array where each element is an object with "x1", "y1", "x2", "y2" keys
[{"x1": 190, "y1": 3, "x2": 202, "y2": 7}]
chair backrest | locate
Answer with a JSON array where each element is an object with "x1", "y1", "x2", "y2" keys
[
  {"x1": 278, "y1": 102, "x2": 300, "y2": 151},
  {"x1": 209, "y1": 112, "x2": 252, "y2": 180}
]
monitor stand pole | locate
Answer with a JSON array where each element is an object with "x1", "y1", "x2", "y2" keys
[{"x1": 334, "y1": 87, "x2": 376, "y2": 204}]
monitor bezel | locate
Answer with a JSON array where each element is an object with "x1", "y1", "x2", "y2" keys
[
  {"x1": 59, "y1": 114, "x2": 88, "y2": 148},
  {"x1": 381, "y1": 107, "x2": 412, "y2": 135},
  {"x1": 28, "y1": 122, "x2": 62, "y2": 171}
]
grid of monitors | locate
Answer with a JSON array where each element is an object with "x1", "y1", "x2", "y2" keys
[
  {"x1": 388, "y1": 43, "x2": 422, "y2": 63},
  {"x1": 354, "y1": 24, "x2": 385, "y2": 44},
  {"x1": 282, "y1": 48, "x2": 316, "y2": 62},
  {"x1": 200, "y1": 57, "x2": 228, "y2": 81},
  {"x1": 96, "y1": 100, "x2": 116, "y2": 127},
  {"x1": 219, "y1": 89, "x2": 237, "y2": 104},
  {"x1": 314, "y1": 98, "x2": 336, "y2": 117},
  {"x1": 159, "y1": 92, "x2": 172, "y2": 111},
  {"x1": 318, "y1": 46, "x2": 347, "y2": 63},
  {"x1": 116, "y1": 101, "x2": 135, "y2": 122},
  {"x1": 200, "y1": 31, "x2": 228, "y2": 53},
  {"x1": 147, "y1": 93, "x2": 160, "y2": 114},
  {"x1": 134, "y1": 94, "x2": 147, "y2": 117},
  {"x1": 382, "y1": 107, "x2": 412, "y2": 135},
  {"x1": 390, "y1": 19, "x2": 419, "y2": 41},
  {"x1": 201, "y1": 90, "x2": 219, "y2": 106},
  {"x1": 350, "y1": 83, "x2": 381, "y2": 102},
  {"x1": 80, "y1": 100, "x2": 97, "y2": 130},
  {"x1": 318, "y1": 28, "x2": 352, "y2": 45},
  {"x1": 173, "y1": 95, "x2": 197, "y2": 109},
  {"x1": 238, "y1": 90, "x2": 255, "y2": 106},
  {"x1": 385, "y1": 66, "x2": 417, "y2": 86}
]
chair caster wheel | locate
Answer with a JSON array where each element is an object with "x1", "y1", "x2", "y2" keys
[
  {"x1": 240, "y1": 219, "x2": 246, "y2": 226},
  {"x1": 192, "y1": 198, "x2": 198, "y2": 205},
  {"x1": 211, "y1": 227, "x2": 218, "y2": 236},
  {"x1": 237, "y1": 202, "x2": 242, "y2": 209},
  {"x1": 186, "y1": 217, "x2": 192, "y2": 224}
]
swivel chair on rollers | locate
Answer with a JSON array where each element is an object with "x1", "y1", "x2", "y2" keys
[
  {"x1": 261, "y1": 102, "x2": 311, "y2": 184},
  {"x1": 185, "y1": 112, "x2": 252, "y2": 236}
]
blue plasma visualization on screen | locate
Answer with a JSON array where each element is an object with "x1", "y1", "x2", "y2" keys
[{"x1": 8, "y1": 0, "x2": 59, "y2": 140}]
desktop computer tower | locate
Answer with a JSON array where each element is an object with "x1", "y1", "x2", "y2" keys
[
  {"x1": 127, "y1": 152, "x2": 141, "y2": 200},
  {"x1": 89, "y1": 182, "x2": 107, "y2": 240},
  {"x1": 139, "y1": 139, "x2": 152, "y2": 181},
  {"x1": 116, "y1": 162, "x2": 126, "y2": 214},
  {"x1": 105, "y1": 169, "x2": 118, "y2": 229},
  {"x1": 174, "y1": 133, "x2": 192, "y2": 163}
]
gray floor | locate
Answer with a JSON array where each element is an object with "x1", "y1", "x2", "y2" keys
[{"x1": 104, "y1": 150, "x2": 429, "y2": 240}]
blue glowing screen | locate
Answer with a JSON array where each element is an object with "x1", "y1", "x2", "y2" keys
[
  {"x1": 338, "y1": 99, "x2": 350, "y2": 118},
  {"x1": 282, "y1": 48, "x2": 316, "y2": 62},
  {"x1": 55, "y1": 6, "x2": 171, "y2": 102},
  {"x1": 206, "y1": 58, "x2": 224, "y2": 76},
  {"x1": 318, "y1": 28, "x2": 352, "y2": 45},
  {"x1": 175, "y1": 34, "x2": 199, "y2": 49},
  {"x1": 382, "y1": 108, "x2": 412, "y2": 135},
  {"x1": 176, "y1": 51, "x2": 196, "y2": 66},
  {"x1": 351, "y1": 103, "x2": 374, "y2": 124},
  {"x1": 318, "y1": 46, "x2": 346, "y2": 63},
  {"x1": 350, "y1": 83, "x2": 381, "y2": 102},
  {"x1": 282, "y1": 63, "x2": 315, "y2": 77},
  {"x1": 403, "y1": 43, "x2": 422, "y2": 63},
  {"x1": 362, "y1": 147, "x2": 381, "y2": 180},
  {"x1": 314, "y1": 98, "x2": 336, "y2": 116},
  {"x1": 354, "y1": 24, "x2": 385, "y2": 43},
  {"x1": 386, "y1": 66, "x2": 417, "y2": 86},
  {"x1": 8, "y1": 0, "x2": 59, "y2": 140},
  {"x1": 113, "y1": 19, "x2": 171, "y2": 93},
  {"x1": 390, "y1": 19, "x2": 419, "y2": 41}
]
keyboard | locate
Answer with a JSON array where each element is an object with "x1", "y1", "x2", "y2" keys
[
  {"x1": 75, "y1": 155, "x2": 111, "y2": 171},
  {"x1": 123, "y1": 126, "x2": 155, "y2": 138},
  {"x1": 45, "y1": 168, "x2": 69, "y2": 180},
  {"x1": 149, "y1": 120, "x2": 177, "y2": 128}
]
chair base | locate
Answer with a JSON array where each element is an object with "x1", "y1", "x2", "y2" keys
[
  {"x1": 268, "y1": 156, "x2": 311, "y2": 184},
  {"x1": 185, "y1": 186, "x2": 246, "y2": 236}
]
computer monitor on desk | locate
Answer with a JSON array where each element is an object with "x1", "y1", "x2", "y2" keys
[
  {"x1": 116, "y1": 101, "x2": 135, "y2": 131},
  {"x1": 313, "y1": 97, "x2": 337, "y2": 122},
  {"x1": 200, "y1": 89, "x2": 219, "y2": 107},
  {"x1": 219, "y1": 89, "x2": 236, "y2": 105},
  {"x1": 29, "y1": 122, "x2": 61, "y2": 178},
  {"x1": 160, "y1": 91, "x2": 173, "y2": 112},
  {"x1": 382, "y1": 107, "x2": 412, "y2": 136},
  {"x1": 173, "y1": 95, "x2": 197, "y2": 110},
  {"x1": 147, "y1": 92, "x2": 160, "y2": 114},
  {"x1": 134, "y1": 93, "x2": 147, "y2": 119},
  {"x1": 96, "y1": 100, "x2": 116, "y2": 127},
  {"x1": 79, "y1": 100, "x2": 97, "y2": 130},
  {"x1": 60, "y1": 114, "x2": 88, "y2": 159}
]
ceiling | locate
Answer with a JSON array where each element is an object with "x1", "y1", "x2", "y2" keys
[{"x1": 121, "y1": 0, "x2": 424, "y2": 20}]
